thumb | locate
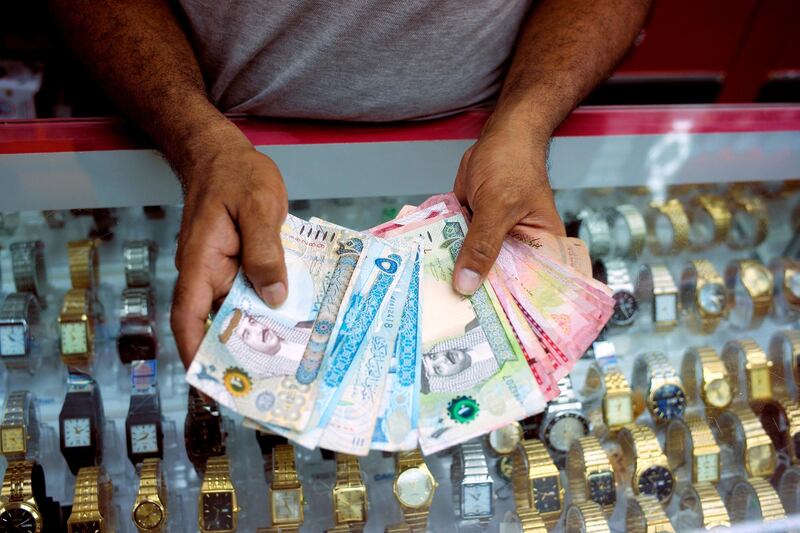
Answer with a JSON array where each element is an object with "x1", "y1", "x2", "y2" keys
[
  {"x1": 239, "y1": 199, "x2": 289, "y2": 307},
  {"x1": 453, "y1": 203, "x2": 516, "y2": 295}
]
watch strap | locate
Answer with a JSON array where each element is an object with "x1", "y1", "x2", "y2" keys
[
  {"x1": 717, "y1": 405, "x2": 775, "y2": 477},
  {"x1": 679, "y1": 482, "x2": 729, "y2": 528},
  {"x1": 512, "y1": 439, "x2": 560, "y2": 526},
  {"x1": 690, "y1": 194, "x2": 731, "y2": 247},
  {"x1": 565, "y1": 501, "x2": 610, "y2": 533},
  {"x1": 647, "y1": 198, "x2": 690, "y2": 255},
  {"x1": 625, "y1": 494, "x2": 674, "y2": 533},
  {"x1": 513, "y1": 509, "x2": 548, "y2": 533},
  {"x1": 617, "y1": 425, "x2": 668, "y2": 483},
  {"x1": 566, "y1": 436, "x2": 613, "y2": 507},
  {"x1": 721, "y1": 338, "x2": 770, "y2": 402},
  {"x1": 134, "y1": 458, "x2": 167, "y2": 533},
  {"x1": 67, "y1": 239, "x2": 99, "y2": 290},
  {"x1": 636, "y1": 263, "x2": 678, "y2": 331},
  {"x1": 201, "y1": 456, "x2": 235, "y2": 492},
  {"x1": 272, "y1": 444, "x2": 301, "y2": 489},
  {"x1": 665, "y1": 416, "x2": 719, "y2": 483},
  {"x1": 70, "y1": 466, "x2": 113, "y2": 527},
  {"x1": 10, "y1": 241, "x2": 47, "y2": 302},
  {"x1": 728, "y1": 477, "x2": 785, "y2": 522},
  {"x1": 123, "y1": 240, "x2": 158, "y2": 288},
  {"x1": 577, "y1": 210, "x2": 611, "y2": 257},
  {"x1": 605, "y1": 204, "x2": 646, "y2": 258}
]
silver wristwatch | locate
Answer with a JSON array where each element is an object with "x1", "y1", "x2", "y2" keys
[
  {"x1": 577, "y1": 210, "x2": 611, "y2": 257},
  {"x1": 118, "y1": 287, "x2": 158, "y2": 363},
  {"x1": 0, "y1": 293, "x2": 41, "y2": 372},
  {"x1": 0, "y1": 390, "x2": 41, "y2": 461},
  {"x1": 606, "y1": 204, "x2": 646, "y2": 258},
  {"x1": 632, "y1": 352, "x2": 687, "y2": 423},
  {"x1": 123, "y1": 240, "x2": 158, "y2": 288},
  {"x1": 10, "y1": 240, "x2": 48, "y2": 306},
  {"x1": 451, "y1": 440, "x2": 494, "y2": 524},
  {"x1": 636, "y1": 263, "x2": 678, "y2": 332},
  {"x1": 600, "y1": 259, "x2": 638, "y2": 327},
  {"x1": 540, "y1": 376, "x2": 589, "y2": 457}
]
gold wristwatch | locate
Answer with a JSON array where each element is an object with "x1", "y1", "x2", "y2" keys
[
  {"x1": 67, "y1": 239, "x2": 99, "y2": 290},
  {"x1": 724, "y1": 259, "x2": 774, "y2": 329},
  {"x1": 132, "y1": 458, "x2": 167, "y2": 532},
  {"x1": 1, "y1": 390, "x2": 40, "y2": 461},
  {"x1": 58, "y1": 288, "x2": 95, "y2": 368},
  {"x1": 721, "y1": 338, "x2": 772, "y2": 403},
  {"x1": 677, "y1": 482, "x2": 730, "y2": 529},
  {"x1": 680, "y1": 346, "x2": 732, "y2": 417},
  {"x1": 332, "y1": 453, "x2": 368, "y2": 530},
  {"x1": 511, "y1": 438, "x2": 563, "y2": 528},
  {"x1": 717, "y1": 405, "x2": 776, "y2": 478},
  {"x1": 679, "y1": 260, "x2": 728, "y2": 334},
  {"x1": 727, "y1": 193, "x2": 768, "y2": 249},
  {"x1": 566, "y1": 436, "x2": 615, "y2": 510},
  {"x1": 665, "y1": 416, "x2": 721, "y2": 484},
  {"x1": 487, "y1": 422, "x2": 523, "y2": 456},
  {"x1": 270, "y1": 444, "x2": 304, "y2": 531},
  {"x1": 617, "y1": 425, "x2": 674, "y2": 503},
  {"x1": 393, "y1": 449, "x2": 437, "y2": 532},
  {"x1": 688, "y1": 194, "x2": 731, "y2": 249},
  {"x1": 647, "y1": 199, "x2": 690, "y2": 255},
  {"x1": 67, "y1": 465, "x2": 114, "y2": 533},
  {"x1": 198, "y1": 456, "x2": 239, "y2": 533},
  {"x1": 727, "y1": 477, "x2": 785, "y2": 523},
  {"x1": 582, "y1": 363, "x2": 633, "y2": 433},
  {"x1": 0, "y1": 460, "x2": 44, "y2": 533},
  {"x1": 501, "y1": 509, "x2": 549, "y2": 533},
  {"x1": 564, "y1": 501, "x2": 609, "y2": 533},
  {"x1": 768, "y1": 329, "x2": 800, "y2": 398},
  {"x1": 625, "y1": 494, "x2": 675, "y2": 533}
]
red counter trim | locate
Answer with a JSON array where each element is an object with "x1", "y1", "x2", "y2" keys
[{"x1": 1, "y1": 105, "x2": 799, "y2": 155}]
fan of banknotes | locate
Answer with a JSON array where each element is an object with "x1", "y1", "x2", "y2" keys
[{"x1": 186, "y1": 193, "x2": 615, "y2": 456}]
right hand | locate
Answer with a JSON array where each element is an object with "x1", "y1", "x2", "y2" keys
[{"x1": 171, "y1": 139, "x2": 288, "y2": 368}]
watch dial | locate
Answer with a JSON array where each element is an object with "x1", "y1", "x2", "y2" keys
[
  {"x1": 272, "y1": 488, "x2": 302, "y2": 523},
  {"x1": 637, "y1": 465, "x2": 674, "y2": 502},
  {"x1": 60, "y1": 322, "x2": 88, "y2": 355},
  {"x1": 334, "y1": 489, "x2": 365, "y2": 522},
  {"x1": 587, "y1": 472, "x2": 615, "y2": 506},
  {"x1": 118, "y1": 333, "x2": 156, "y2": 360},
  {"x1": 532, "y1": 476, "x2": 561, "y2": 514},
  {"x1": 396, "y1": 467, "x2": 434, "y2": 508},
  {"x1": 544, "y1": 413, "x2": 589, "y2": 453},
  {"x1": 62, "y1": 417, "x2": 92, "y2": 448},
  {"x1": 187, "y1": 419, "x2": 224, "y2": 457},
  {"x1": 462, "y1": 482, "x2": 492, "y2": 518},
  {"x1": 68, "y1": 521, "x2": 102, "y2": 533},
  {"x1": 0, "y1": 507, "x2": 37, "y2": 532},
  {"x1": 654, "y1": 293, "x2": 677, "y2": 323},
  {"x1": 612, "y1": 291, "x2": 638, "y2": 324},
  {"x1": 201, "y1": 492, "x2": 235, "y2": 531},
  {"x1": 705, "y1": 378, "x2": 731, "y2": 408},
  {"x1": 134, "y1": 501, "x2": 163, "y2": 529},
  {"x1": 130, "y1": 423, "x2": 159, "y2": 454},
  {"x1": 695, "y1": 453, "x2": 719, "y2": 483},
  {"x1": 750, "y1": 367, "x2": 772, "y2": 399},
  {"x1": 605, "y1": 395, "x2": 633, "y2": 427},
  {"x1": 746, "y1": 444, "x2": 775, "y2": 477},
  {"x1": 742, "y1": 266, "x2": 773, "y2": 294},
  {"x1": 488, "y1": 423, "x2": 522, "y2": 454},
  {"x1": 651, "y1": 384, "x2": 686, "y2": 421},
  {"x1": 0, "y1": 325, "x2": 26, "y2": 356},
  {"x1": 1, "y1": 428, "x2": 25, "y2": 454},
  {"x1": 697, "y1": 283, "x2": 726, "y2": 315}
]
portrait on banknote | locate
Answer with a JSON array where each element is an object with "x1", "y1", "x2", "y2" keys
[{"x1": 419, "y1": 322, "x2": 499, "y2": 394}]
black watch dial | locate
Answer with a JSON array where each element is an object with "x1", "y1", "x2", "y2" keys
[
  {"x1": 0, "y1": 508, "x2": 37, "y2": 532},
  {"x1": 587, "y1": 472, "x2": 616, "y2": 506},
  {"x1": 612, "y1": 291, "x2": 638, "y2": 325},
  {"x1": 532, "y1": 475, "x2": 561, "y2": 514},
  {"x1": 67, "y1": 521, "x2": 102, "y2": 533},
  {"x1": 637, "y1": 465, "x2": 674, "y2": 502},
  {"x1": 201, "y1": 492, "x2": 235, "y2": 531},
  {"x1": 118, "y1": 333, "x2": 157, "y2": 361}
]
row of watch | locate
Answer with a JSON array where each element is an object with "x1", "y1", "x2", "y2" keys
[
  {"x1": 573, "y1": 192, "x2": 772, "y2": 258},
  {"x1": 596, "y1": 256, "x2": 799, "y2": 332}
]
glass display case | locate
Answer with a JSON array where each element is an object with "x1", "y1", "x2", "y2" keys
[{"x1": 0, "y1": 105, "x2": 798, "y2": 532}]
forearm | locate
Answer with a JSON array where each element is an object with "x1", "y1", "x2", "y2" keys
[
  {"x1": 492, "y1": 0, "x2": 651, "y2": 137},
  {"x1": 49, "y1": 0, "x2": 248, "y2": 181}
]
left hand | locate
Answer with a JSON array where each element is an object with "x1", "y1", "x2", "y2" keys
[{"x1": 452, "y1": 113, "x2": 565, "y2": 295}]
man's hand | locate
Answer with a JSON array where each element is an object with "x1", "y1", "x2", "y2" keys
[
  {"x1": 171, "y1": 138, "x2": 289, "y2": 367},
  {"x1": 452, "y1": 115, "x2": 565, "y2": 295}
]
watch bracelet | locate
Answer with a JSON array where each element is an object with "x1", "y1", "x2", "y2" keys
[
  {"x1": 123, "y1": 241, "x2": 157, "y2": 288},
  {"x1": 10, "y1": 241, "x2": 46, "y2": 298},
  {"x1": 681, "y1": 482, "x2": 729, "y2": 527},
  {"x1": 68, "y1": 240, "x2": 98, "y2": 290},
  {"x1": 692, "y1": 194, "x2": 731, "y2": 244},
  {"x1": 721, "y1": 338, "x2": 769, "y2": 401},
  {"x1": 648, "y1": 199, "x2": 690, "y2": 254},
  {"x1": 729, "y1": 477, "x2": 785, "y2": 522},
  {"x1": 201, "y1": 456, "x2": 234, "y2": 491},
  {"x1": 272, "y1": 444, "x2": 300, "y2": 489},
  {"x1": 665, "y1": 416, "x2": 718, "y2": 481},
  {"x1": 1, "y1": 460, "x2": 36, "y2": 501},
  {"x1": 565, "y1": 501, "x2": 610, "y2": 533},
  {"x1": 512, "y1": 439, "x2": 560, "y2": 524},
  {"x1": 567, "y1": 436, "x2": 612, "y2": 505},
  {"x1": 717, "y1": 405, "x2": 774, "y2": 471},
  {"x1": 514, "y1": 508, "x2": 548, "y2": 532},
  {"x1": 618, "y1": 425, "x2": 668, "y2": 482},
  {"x1": 625, "y1": 494, "x2": 674, "y2": 533},
  {"x1": 336, "y1": 453, "x2": 363, "y2": 486},
  {"x1": 608, "y1": 204, "x2": 646, "y2": 257}
]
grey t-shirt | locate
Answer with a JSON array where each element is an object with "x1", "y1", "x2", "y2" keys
[{"x1": 177, "y1": 1, "x2": 532, "y2": 121}]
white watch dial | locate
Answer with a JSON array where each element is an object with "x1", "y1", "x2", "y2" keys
[
  {"x1": 695, "y1": 453, "x2": 719, "y2": 482},
  {"x1": 272, "y1": 488, "x2": 302, "y2": 522},
  {"x1": 0, "y1": 324, "x2": 26, "y2": 356},
  {"x1": 63, "y1": 417, "x2": 91, "y2": 448},
  {"x1": 60, "y1": 322, "x2": 88, "y2": 355},
  {"x1": 130, "y1": 423, "x2": 159, "y2": 454},
  {"x1": 462, "y1": 482, "x2": 492, "y2": 518},
  {"x1": 697, "y1": 283, "x2": 726, "y2": 315},
  {"x1": 396, "y1": 467, "x2": 434, "y2": 508},
  {"x1": 654, "y1": 293, "x2": 677, "y2": 323},
  {"x1": 605, "y1": 395, "x2": 633, "y2": 426},
  {"x1": 546, "y1": 413, "x2": 588, "y2": 453}
]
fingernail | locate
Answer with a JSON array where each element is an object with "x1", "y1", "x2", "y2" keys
[
  {"x1": 455, "y1": 268, "x2": 481, "y2": 295},
  {"x1": 261, "y1": 282, "x2": 287, "y2": 307}
]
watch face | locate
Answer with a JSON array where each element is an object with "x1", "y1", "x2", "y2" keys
[
  {"x1": 742, "y1": 265, "x2": 773, "y2": 294},
  {"x1": 544, "y1": 412, "x2": 589, "y2": 453},
  {"x1": 654, "y1": 293, "x2": 678, "y2": 323},
  {"x1": 651, "y1": 384, "x2": 686, "y2": 421},
  {"x1": 63, "y1": 417, "x2": 92, "y2": 448},
  {"x1": 68, "y1": 521, "x2": 102, "y2": 533},
  {"x1": 272, "y1": 488, "x2": 303, "y2": 524},
  {"x1": 697, "y1": 283, "x2": 726, "y2": 315},
  {"x1": 130, "y1": 423, "x2": 159, "y2": 454},
  {"x1": 396, "y1": 467, "x2": 434, "y2": 508},
  {"x1": 746, "y1": 444, "x2": 775, "y2": 477},
  {"x1": 1, "y1": 427, "x2": 25, "y2": 454},
  {"x1": 605, "y1": 395, "x2": 633, "y2": 427},
  {"x1": 587, "y1": 472, "x2": 615, "y2": 506},
  {"x1": 488, "y1": 423, "x2": 522, "y2": 454},
  {"x1": 334, "y1": 488, "x2": 365, "y2": 522},
  {"x1": 201, "y1": 492, "x2": 235, "y2": 531},
  {"x1": 60, "y1": 322, "x2": 88, "y2": 355},
  {"x1": 531, "y1": 476, "x2": 561, "y2": 514},
  {"x1": 637, "y1": 465, "x2": 674, "y2": 502},
  {"x1": 612, "y1": 291, "x2": 638, "y2": 325},
  {"x1": 695, "y1": 453, "x2": 719, "y2": 483},
  {"x1": 0, "y1": 324, "x2": 27, "y2": 356},
  {"x1": 750, "y1": 366, "x2": 772, "y2": 399},
  {"x1": 187, "y1": 419, "x2": 224, "y2": 457},
  {"x1": 134, "y1": 501, "x2": 163, "y2": 529},
  {"x1": 0, "y1": 507, "x2": 38, "y2": 532},
  {"x1": 118, "y1": 333, "x2": 156, "y2": 360},
  {"x1": 462, "y1": 482, "x2": 492, "y2": 518},
  {"x1": 705, "y1": 378, "x2": 732, "y2": 408}
]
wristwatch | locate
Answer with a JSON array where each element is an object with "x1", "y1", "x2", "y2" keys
[
  {"x1": 487, "y1": 422, "x2": 523, "y2": 456},
  {"x1": 184, "y1": 386, "x2": 227, "y2": 474},
  {"x1": 256, "y1": 430, "x2": 289, "y2": 480},
  {"x1": 67, "y1": 465, "x2": 114, "y2": 533},
  {"x1": 676, "y1": 482, "x2": 729, "y2": 529},
  {"x1": 118, "y1": 287, "x2": 158, "y2": 363},
  {"x1": 500, "y1": 509, "x2": 548, "y2": 533},
  {"x1": 564, "y1": 501, "x2": 609, "y2": 533},
  {"x1": 646, "y1": 198, "x2": 690, "y2": 255},
  {"x1": 10, "y1": 240, "x2": 48, "y2": 305},
  {"x1": 624, "y1": 494, "x2": 675, "y2": 533},
  {"x1": 617, "y1": 425, "x2": 674, "y2": 503},
  {"x1": 67, "y1": 239, "x2": 99, "y2": 290},
  {"x1": 511, "y1": 438, "x2": 563, "y2": 527},
  {"x1": 680, "y1": 346, "x2": 732, "y2": 417},
  {"x1": 58, "y1": 288, "x2": 95, "y2": 368},
  {"x1": 126, "y1": 391, "x2": 164, "y2": 466},
  {"x1": 769, "y1": 257, "x2": 800, "y2": 322},
  {"x1": 0, "y1": 293, "x2": 41, "y2": 372},
  {"x1": 768, "y1": 329, "x2": 800, "y2": 399},
  {"x1": 687, "y1": 194, "x2": 731, "y2": 250},
  {"x1": 635, "y1": 264, "x2": 678, "y2": 332},
  {"x1": 727, "y1": 193, "x2": 768, "y2": 249},
  {"x1": 539, "y1": 376, "x2": 589, "y2": 456},
  {"x1": 664, "y1": 415, "x2": 721, "y2": 484},
  {"x1": 132, "y1": 458, "x2": 168, "y2": 533},
  {"x1": 778, "y1": 465, "x2": 800, "y2": 515},
  {"x1": 1, "y1": 390, "x2": 40, "y2": 461},
  {"x1": 582, "y1": 362, "x2": 633, "y2": 433},
  {"x1": 123, "y1": 240, "x2": 158, "y2": 288},
  {"x1": 724, "y1": 259, "x2": 774, "y2": 329},
  {"x1": 757, "y1": 398, "x2": 800, "y2": 465},
  {"x1": 393, "y1": 449, "x2": 436, "y2": 532},
  {"x1": 451, "y1": 440, "x2": 493, "y2": 524},
  {"x1": 721, "y1": 338, "x2": 772, "y2": 403},
  {"x1": 577, "y1": 210, "x2": 611, "y2": 257},
  {"x1": 566, "y1": 435, "x2": 615, "y2": 509},
  {"x1": 0, "y1": 460, "x2": 46, "y2": 533},
  {"x1": 679, "y1": 260, "x2": 728, "y2": 334},
  {"x1": 632, "y1": 352, "x2": 687, "y2": 423},
  {"x1": 59, "y1": 376, "x2": 105, "y2": 475},
  {"x1": 716, "y1": 404, "x2": 776, "y2": 478},
  {"x1": 269, "y1": 444, "x2": 304, "y2": 531},
  {"x1": 333, "y1": 453, "x2": 368, "y2": 530},
  {"x1": 596, "y1": 259, "x2": 638, "y2": 327},
  {"x1": 727, "y1": 477, "x2": 785, "y2": 523},
  {"x1": 605, "y1": 204, "x2": 646, "y2": 258},
  {"x1": 198, "y1": 456, "x2": 239, "y2": 532}
]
